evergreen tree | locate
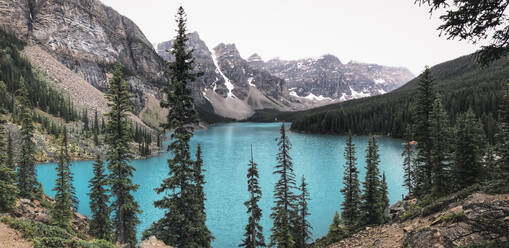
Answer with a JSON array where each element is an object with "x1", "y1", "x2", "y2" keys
[
  {"x1": 0, "y1": 114, "x2": 18, "y2": 212},
  {"x1": 82, "y1": 109, "x2": 89, "y2": 131},
  {"x1": 295, "y1": 176, "x2": 312, "y2": 248},
  {"x1": 51, "y1": 129, "x2": 73, "y2": 229},
  {"x1": 360, "y1": 136, "x2": 383, "y2": 226},
  {"x1": 453, "y1": 110, "x2": 486, "y2": 189},
  {"x1": 325, "y1": 212, "x2": 347, "y2": 244},
  {"x1": 16, "y1": 78, "x2": 39, "y2": 199},
  {"x1": 270, "y1": 123, "x2": 298, "y2": 248},
  {"x1": 144, "y1": 6, "x2": 212, "y2": 247},
  {"x1": 429, "y1": 95, "x2": 452, "y2": 196},
  {"x1": 380, "y1": 172, "x2": 389, "y2": 214},
  {"x1": 7, "y1": 131, "x2": 14, "y2": 171},
  {"x1": 192, "y1": 144, "x2": 213, "y2": 247},
  {"x1": 496, "y1": 81, "x2": 509, "y2": 177},
  {"x1": 413, "y1": 67, "x2": 435, "y2": 195},
  {"x1": 340, "y1": 132, "x2": 361, "y2": 229},
  {"x1": 240, "y1": 146, "x2": 266, "y2": 248},
  {"x1": 401, "y1": 125, "x2": 415, "y2": 196},
  {"x1": 88, "y1": 155, "x2": 113, "y2": 242},
  {"x1": 105, "y1": 62, "x2": 141, "y2": 247}
]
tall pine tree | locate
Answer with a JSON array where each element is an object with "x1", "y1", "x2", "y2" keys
[
  {"x1": 413, "y1": 67, "x2": 435, "y2": 195},
  {"x1": 340, "y1": 131, "x2": 361, "y2": 229},
  {"x1": 270, "y1": 123, "x2": 298, "y2": 248},
  {"x1": 453, "y1": 110, "x2": 486, "y2": 189},
  {"x1": 88, "y1": 155, "x2": 113, "y2": 242},
  {"x1": 429, "y1": 95, "x2": 452, "y2": 196},
  {"x1": 402, "y1": 125, "x2": 415, "y2": 196},
  {"x1": 295, "y1": 176, "x2": 312, "y2": 248},
  {"x1": 16, "y1": 78, "x2": 39, "y2": 199},
  {"x1": 360, "y1": 136, "x2": 383, "y2": 226},
  {"x1": 145, "y1": 6, "x2": 212, "y2": 247},
  {"x1": 496, "y1": 80, "x2": 509, "y2": 177},
  {"x1": 105, "y1": 62, "x2": 141, "y2": 247},
  {"x1": 240, "y1": 146, "x2": 266, "y2": 248},
  {"x1": 0, "y1": 113, "x2": 18, "y2": 212},
  {"x1": 380, "y1": 172, "x2": 390, "y2": 214},
  {"x1": 7, "y1": 131, "x2": 14, "y2": 171},
  {"x1": 51, "y1": 129, "x2": 73, "y2": 229}
]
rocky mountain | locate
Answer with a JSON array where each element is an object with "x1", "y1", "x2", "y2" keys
[
  {"x1": 0, "y1": 0, "x2": 166, "y2": 117},
  {"x1": 157, "y1": 33, "x2": 414, "y2": 120},
  {"x1": 249, "y1": 54, "x2": 414, "y2": 102},
  {"x1": 158, "y1": 33, "x2": 294, "y2": 120}
]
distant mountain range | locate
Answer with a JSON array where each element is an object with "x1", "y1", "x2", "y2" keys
[
  {"x1": 0, "y1": 0, "x2": 414, "y2": 122},
  {"x1": 157, "y1": 32, "x2": 414, "y2": 120}
]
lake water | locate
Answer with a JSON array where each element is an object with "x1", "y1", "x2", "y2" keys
[{"x1": 36, "y1": 122, "x2": 405, "y2": 247}]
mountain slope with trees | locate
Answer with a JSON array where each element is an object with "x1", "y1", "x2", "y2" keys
[{"x1": 288, "y1": 53, "x2": 508, "y2": 139}]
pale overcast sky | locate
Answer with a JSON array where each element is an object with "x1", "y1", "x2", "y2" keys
[{"x1": 100, "y1": 0, "x2": 483, "y2": 75}]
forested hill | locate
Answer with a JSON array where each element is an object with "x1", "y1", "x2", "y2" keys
[{"x1": 287, "y1": 53, "x2": 508, "y2": 139}]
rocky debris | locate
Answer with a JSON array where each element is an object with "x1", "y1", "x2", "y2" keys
[
  {"x1": 0, "y1": 221, "x2": 32, "y2": 248},
  {"x1": 330, "y1": 193, "x2": 509, "y2": 248},
  {"x1": 0, "y1": 0, "x2": 166, "y2": 114},
  {"x1": 22, "y1": 45, "x2": 153, "y2": 131},
  {"x1": 11, "y1": 197, "x2": 90, "y2": 236},
  {"x1": 139, "y1": 236, "x2": 174, "y2": 248},
  {"x1": 13, "y1": 199, "x2": 51, "y2": 224}
]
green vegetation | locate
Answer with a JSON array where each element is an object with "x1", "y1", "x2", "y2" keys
[
  {"x1": 143, "y1": 6, "x2": 213, "y2": 247},
  {"x1": 239, "y1": 146, "x2": 266, "y2": 248},
  {"x1": 270, "y1": 123, "x2": 298, "y2": 248},
  {"x1": 1, "y1": 216, "x2": 115, "y2": 248},
  {"x1": 440, "y1": 211, "x2": 466, "y2": 224},
  {"x1": 88, "y1": 156, "x2": 113, "y2": 242},
  {"x1": 104, "y1": 63, "x2": 141, "y2": 247},
  {"x1": 359, "y1": 136, "x2": 385, "y2": 226},
  {"x1": 50, "y1": 129, "x2": 73, "y2": 229},
  {"x1": 295, "y1": 176, "x2": 312, "y2": 248},
  {"x1": 340, "y1": 132, "x2": 361, "y2": 229},
  {"x1": 289, "y1": 54, "x2": 507, "y2": 141},
  {"x1": 0, "y1": 109, "x2": 18, "y2": 212}
]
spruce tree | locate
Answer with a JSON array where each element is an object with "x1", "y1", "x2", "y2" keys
[
  {"x1": 429, "y1": 95, "x2": 451, "y2": 196},
  {"x1": 496, "y1": 81, "x2": 509, "y2": 177},
  {"x1": 270, "y1": 123, "x2": 298, "y2": 248},
  {"x1": 325, "y1": 211, "x2": 347, "y2": 244},
  {"x1": 144, "y1": 6, "x2": 212, "y2": 247},
  {"x1": 402, "y1": 125, "x2": 415, "y2": 196},
  {"x1": 105, "y1": 62, "x2": 141, "y2": 247},
  {"x1": 295, "y1": 176, "x2": 312, "y2": 248},
  {"x1": 453, "y1": 110, "x2": 486, "y2": 189},
  {"x1": 51, "y1": 129, "x2": 73, "y2": 229},
  {"x1": 88, "y1": 155, "x2": 113, "y2": 242},
  {"x1": 0, "y1": 114, "x2": 18, "y2": 212},
  {"x1": 413, "y1": 67, "x2": 435, "y2": 195},
  {"x1": 360, "y1": 136, "x2": 383, "y2": 226},
  {"x1": 16, "y1": 78, "x2": 39, "y2": 199},
  {"x1": 240, "y1": 146, "x2": 266, "y2": 248},
  {"x1": 340, "y1": 131, "x2": 361, "y2": 229},
  {"x1": 380, "y1": 172, "x2": 390, "y2": 213},
  {"x1": 7, "y1": 131, "x2": 14, "y2": 171}
]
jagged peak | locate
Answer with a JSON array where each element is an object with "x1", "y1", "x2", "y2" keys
[
  {"x1": 248, "y1": 53, "x2": 263, "y2": 62},
  {"x1": 213, "y1": 43, "x2": 241, "y2": 58}
]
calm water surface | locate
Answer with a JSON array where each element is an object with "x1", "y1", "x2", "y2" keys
[{"x1": 36, "y1": 122, "x2": 405, "y2": 247}]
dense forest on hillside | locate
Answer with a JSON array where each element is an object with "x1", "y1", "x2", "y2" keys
[{"x1": 253, "y1": 54, "x2": 508, "y2": 140}]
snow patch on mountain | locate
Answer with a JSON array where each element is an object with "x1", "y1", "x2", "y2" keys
[{"x1": 211, "y1": 50, "x2": 235, "y2": 98}]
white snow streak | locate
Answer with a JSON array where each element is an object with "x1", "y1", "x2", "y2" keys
[{"x1": 211, "y1": 51, "x2": 235, "y2": 98}]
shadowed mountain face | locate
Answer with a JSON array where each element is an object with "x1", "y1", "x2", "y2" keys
[
  {"x1": 158, "y1": 32, "x2": 414, "y2": 119},
  {"x1": 0, "y1": 0, "x2": 166, "y2": 114}
]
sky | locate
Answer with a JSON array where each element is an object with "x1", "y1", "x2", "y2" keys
[{"x1": 100, "y1": 0, "x2": 483, "y2": 75}]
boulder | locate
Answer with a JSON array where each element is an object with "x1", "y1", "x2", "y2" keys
[{"x1": 139, "y1": 236, "x2": 174, "y2": 248}]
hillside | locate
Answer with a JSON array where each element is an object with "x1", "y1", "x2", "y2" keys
[
  {"x1": 285, "y1": 53, "x2": 508, "y2": 138},
  {"x1": 321, "y1": 181, "x2": 509, "y2": 248}
]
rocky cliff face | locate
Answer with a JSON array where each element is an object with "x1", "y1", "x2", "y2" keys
[
  {"x1": 158, "y1": 33, "x2": 292, "y2": 120},
  {"x1": 251, "y1": 55, "x2": 414, "y2": 102},
  {"x1": 0, "y1": 0, "x2": 166, "y2": 113}
]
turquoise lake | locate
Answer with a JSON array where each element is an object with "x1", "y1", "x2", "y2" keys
[{"x1": 36, "y1": 122, "x2": 406, "y2": 247}]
